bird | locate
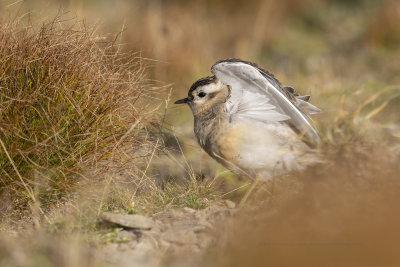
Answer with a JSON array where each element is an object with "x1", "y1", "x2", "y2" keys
[{"x1": 175, "y1": 58, "x2": 321, "y2": 187}]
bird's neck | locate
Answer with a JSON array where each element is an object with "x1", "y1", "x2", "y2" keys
[{"x1": 193, "y1": 103, "x2": 226, "y2": 148}]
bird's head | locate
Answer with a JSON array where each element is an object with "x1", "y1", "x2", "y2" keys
[{"x1": 174, "y1": 76, "x2": 230, "y2": 115}]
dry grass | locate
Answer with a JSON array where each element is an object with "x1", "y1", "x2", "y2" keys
[
  {"x1": 92, "y1": 134, "x2": 220, "y2": 216},
  {"x1": 0, "y1": 16, "x2": 154, "y2": 218}
]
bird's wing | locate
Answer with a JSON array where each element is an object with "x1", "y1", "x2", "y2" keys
[{"x1": 211, "y1": 58, "x2": 321, "y2": 144}]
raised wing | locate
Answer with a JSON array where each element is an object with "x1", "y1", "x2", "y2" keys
[
  {"x1": 211, "y1": 58, "x2": 321, "y2": 145},
  {"x1": 282, "y1": 85, "x2": 321, "y2": 115}
]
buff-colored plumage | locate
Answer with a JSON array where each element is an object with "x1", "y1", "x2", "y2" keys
[{"x1": 175, "y1": 58, "x2": 321, "y2": 181}]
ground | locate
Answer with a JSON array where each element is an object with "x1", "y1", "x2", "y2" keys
[{"x1": 100, "y1": 201, "x2": 236, "y2": 267}]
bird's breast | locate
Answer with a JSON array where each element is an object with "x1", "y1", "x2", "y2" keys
[
  {"x1": 199, "y1": 119, "x2": 254, "y2": 174},
  {"x1": 197, "y1": 117, "x2": 317, "y2": 179}
]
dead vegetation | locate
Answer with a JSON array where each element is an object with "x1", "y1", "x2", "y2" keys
[{"x1": 0, "y1": 17, "x2": 154, "y2": 219}]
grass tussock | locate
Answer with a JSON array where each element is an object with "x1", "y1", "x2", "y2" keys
[{"x1": 0, "y1": 18, "x2": 151, "y2": 217}]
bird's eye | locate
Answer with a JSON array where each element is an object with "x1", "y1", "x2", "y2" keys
[{"x1": 198, "y1": 92, "x2": 206, "y2": 98}]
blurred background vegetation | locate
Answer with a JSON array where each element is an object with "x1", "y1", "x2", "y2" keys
[{"x1": 2, "y1": 0, "x2": 400, "y2": 95}]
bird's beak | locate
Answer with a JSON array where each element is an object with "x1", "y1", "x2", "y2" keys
[{"x1": 174, "y1": 98, "x2": 189, "y2": 104}]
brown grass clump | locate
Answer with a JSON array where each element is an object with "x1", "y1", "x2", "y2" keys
[{"x1": 0, "y1": 17, "x2": 153, "y2": 218}]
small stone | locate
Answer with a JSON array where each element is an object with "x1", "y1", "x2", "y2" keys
[
  {"x1": 158, "y1": 239, "x2": 171, "y2": 252},
  {"x1": 135, "y1": 237, "x2": 157, "y2": 253},
  {"x1": 199, "y1": 198, "x2": 209, "y2": 205},
  {"x1": 162, "y1": 226, "x2": 197, "y2": 245},
  {"x1": 128, "y1": 240, "x2": 138, "y2": 249},
  {"x1": 118, "y1": 243, "x2": 131, "y2": 251},
  {"x1": 153, "y1": 210, "x2": 185, "y2": 223},
  {"x1": 225, "y1": 200, "x2": 236, "y2": 209},
  {"x1": 141, "y1": 230, "x2": 161, "y2": 243},
  {"x1": 212, "y1": 209, "x2": 230, "y2": 220},
  {"x1": 116, "y1": 230, "x2": 137, "y2": 240},
  {"x1": 183, "y1": 207, "x2": 196, "y2": 214},
  {"x1": 154, "y1": 220, "x2": 167, "y2": 232},
  {"x1": 197, "y1": 220, "x2": 213, "y2": 229},
  {"x1": 192, "y1": 225, "x2": 207, "y2": 233},
  {"x1": 104, "y1": 242, "x2": 119, "y2": 251},
  {"x1": 180, "y1": 221, "x2": 210, "y2": 233},
  {"x1": 197, "y1": 233, "x2": 215, "y2": 248},
  {"x1": 100, "y1": 212, "x2": 154, "y2": 230}
]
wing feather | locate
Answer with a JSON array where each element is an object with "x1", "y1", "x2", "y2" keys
[
  {"x1": 234, "y1": 90, "x2": 290, "y2": 122},
  {"x1": 211, "y1": 59, "x2": 321, "y2": 144}
]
